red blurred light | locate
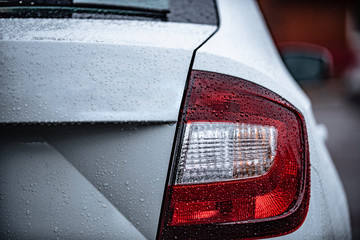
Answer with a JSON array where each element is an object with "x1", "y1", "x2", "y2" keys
[{"x1": 158, "y1": 71, "x2": 310, "y2": 240}]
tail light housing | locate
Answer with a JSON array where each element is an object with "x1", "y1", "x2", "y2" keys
[{"x1": 158, "y1": 71, "x2": 310, "y2": 239}]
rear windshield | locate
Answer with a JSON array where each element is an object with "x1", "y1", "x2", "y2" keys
[{"x1": 0, "y1": 0, "x2": 218, "y2": 25}]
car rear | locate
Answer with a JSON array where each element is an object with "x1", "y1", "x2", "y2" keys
[{"x1": 0, "y1": 0, "x2": 351, "y2": 239}]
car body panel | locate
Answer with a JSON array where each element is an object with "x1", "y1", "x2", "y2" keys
[
  {"x1": 0, "y1": 18, "x2": 216, "y2": 239},
  {"x1": 193, "y1": 0, "x2": 351, "y2": 238},
  {"x1": 0, "y1": 19, "x2": 216, "y2": 123},
  {"x1": 0, "y1": 123, "x2": 176, "y2": 239},
  {"x1": 0, "y1": 139, "x2": 147, "y2": 240}
]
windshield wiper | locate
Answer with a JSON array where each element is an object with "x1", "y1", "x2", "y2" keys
[{"x1": 0, "y1": 0, "x2": 169, "y2": 15}]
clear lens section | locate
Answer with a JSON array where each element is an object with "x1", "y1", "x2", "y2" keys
[{"x1": 176, "y1": 122, "x2": 278, "y2": 184}]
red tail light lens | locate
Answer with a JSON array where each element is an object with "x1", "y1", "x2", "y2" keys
[{"x1": 158, "y1": 71, "x2": 310, "y2": 239}]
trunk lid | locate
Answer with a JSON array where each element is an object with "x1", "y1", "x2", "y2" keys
[
  {"x1": 0, "y1": 18, "x2": 216, "y2": 239},
  {"x1": 0, "y1": 18, "x2": 216, "y2": 123}
]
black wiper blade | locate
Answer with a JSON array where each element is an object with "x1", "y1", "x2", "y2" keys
[
  {"x1": 0, "y1": 0, "x2": 169, "y2": 14},
  {"x1": 0, "y1": 0, "x2": 72, "y2": 6}
]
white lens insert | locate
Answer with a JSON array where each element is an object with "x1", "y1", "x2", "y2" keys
[{"x1": 176, "y1": 122, "x2": 278, "y2": 184}]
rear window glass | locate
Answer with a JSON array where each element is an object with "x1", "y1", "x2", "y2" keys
[{"x1": 0, "y1": 0, "x2": 218, "y2": 25}]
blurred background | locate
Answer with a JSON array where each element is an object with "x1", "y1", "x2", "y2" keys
[{"x1": 258, "y1": 0, "x2": 360, "y2": 239}]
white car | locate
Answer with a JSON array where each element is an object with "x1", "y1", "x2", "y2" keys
[{"x1": 0, "y1": 0, "x2": 351, "y2": 239}]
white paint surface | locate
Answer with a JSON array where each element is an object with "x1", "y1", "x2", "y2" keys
[{"x1": 0, "y1": 19, "x2": 216, "y2": 123}]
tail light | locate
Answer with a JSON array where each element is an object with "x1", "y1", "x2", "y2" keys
[{"x1": 158, "y1": 71, "x2": 310, "y2": 239}]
